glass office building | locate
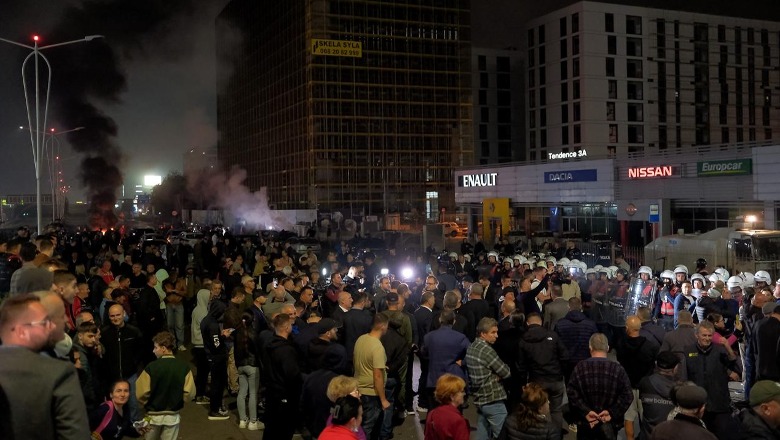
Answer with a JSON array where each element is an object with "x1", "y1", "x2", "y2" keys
[{"x1": 217, "y1": 0, "x2": 473, "y2": 217}]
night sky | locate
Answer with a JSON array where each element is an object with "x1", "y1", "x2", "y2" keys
[{"x1": 0, "y1": 0, "x2": 776, "y2": 202}]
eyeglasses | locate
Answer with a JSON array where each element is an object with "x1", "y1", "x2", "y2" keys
[{"x1": 21, "y1": 319, "x2": 52, "y2": 328}]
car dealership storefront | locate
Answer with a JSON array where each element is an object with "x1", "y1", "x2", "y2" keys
[{"x1": 455, "y1": 144, "x2": 780, "y2": 247}]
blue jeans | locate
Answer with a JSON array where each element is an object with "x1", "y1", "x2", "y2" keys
[
  {"x1": 476, "y1": 401, "x2": 507, "y2": 440},
  {"x1": 166, "y1": 302, "x2": 185, "y2": 346},
  {"x1": 237, "y1": 365, "x2": 258, "y2": 421},
  {"x1": 127, "y1": 373, "x2": 141, "y2": 422},
  {"x1": 361, "y1": 395, "x2": 384, "y2": 440},
  {"x1": 380, "y1": 378, "x2": 397, "y2": 440}
]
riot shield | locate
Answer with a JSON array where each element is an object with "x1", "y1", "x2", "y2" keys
[
  {"x1": 625, "y1": 277, "x2": 657, "y2": 318},
  {"x1": 605, "y1": 281, "x2": 629, "y2": 327}
]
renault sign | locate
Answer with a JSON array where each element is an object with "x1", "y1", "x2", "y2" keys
[
  {"x1": 458, "y1": 173, "x2": 498, "y2": 188},
  {"x1": 696, "y1": 159, "x2": 752, "y2": 177}
]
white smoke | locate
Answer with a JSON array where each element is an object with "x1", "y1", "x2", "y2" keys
[{"x1": 187, "y1": 166, "x2": 293, "y2": 231}]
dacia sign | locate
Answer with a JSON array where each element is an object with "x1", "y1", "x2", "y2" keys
[
  {"x1": 458, "y1": 173, "x2": 498, "y2": 188},
  {"x1": 544, "y1": 169, "x2": 598, "y2": 183},
  {"x1": 697, "y1": 159, "x2": 752, "y2": 177}
]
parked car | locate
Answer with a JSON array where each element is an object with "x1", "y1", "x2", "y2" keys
[
  {"x1": 560, "y1": 230, "x2": 583, "y2": 241},
  {"x1": 286, "y1": 237, "x2": 322, "y2": 254},
  {"x1": 170, "y1": 232, "x2": 205, "y2": 247},
  {"x1": 530, "y1": 230, "x2": 555, "y2": 249},
  {"x1": 437, "y1": 222, "x2": 465, "y2": 237}
]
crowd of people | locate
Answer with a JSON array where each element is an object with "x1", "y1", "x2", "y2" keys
[{"x1": 0, "y1": 225, "x2": 779, "y2": 440}]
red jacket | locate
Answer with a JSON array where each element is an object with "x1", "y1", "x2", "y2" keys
[
  {"x1": 319, "y1": 424, "x2": 359, "y2": 440},
  {"x1": 424, "y1": 404, "x2": 470, "y2": 440}
]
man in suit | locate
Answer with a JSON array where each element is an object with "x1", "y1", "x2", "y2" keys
[
  {"x1": 459, "y1": 283, "x2": 491, "y2": 341},
  {"x1": 420, "y1": 309, "x2": 470, "y2": 412},
  {"x1": 0, "y1": 293, "x2": 90, "y2": 439},
  {"x1": 331, "y1": 291, "x2": 352, "y2": 325},
  {"x1": 414, "y1": 291, "x2": 435, "y2": 410},
  {"x1": 341, "y1": 292, "x2": 373, "y2": 366},
  {"x1": 543, "y1": 285, "x2": 570, "y2": 330}
]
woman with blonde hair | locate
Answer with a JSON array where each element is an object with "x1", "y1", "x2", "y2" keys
[
  {"x1": 501, "y1": 382, "x2": 560, "y2": 440},
  {"x1": 424, "y1": 373, "x2": 469, "y2": 440},
  {"x1": 323, "y1": 375, "x2": 366, "y2": 440}
]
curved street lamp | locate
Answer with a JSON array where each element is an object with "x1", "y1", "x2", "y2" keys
[{"x1": 0, "y1": 34, "x2": 103, "y2": 234}]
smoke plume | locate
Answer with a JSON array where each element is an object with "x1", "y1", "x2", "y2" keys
[
  {"x1": 187, "y1": 166, "x2": 293, "y2": 231},
  {"x1": 41, "y1": 1, "x2": 205, "y2": 228}
]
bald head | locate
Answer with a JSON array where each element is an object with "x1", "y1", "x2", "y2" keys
[
  {"x1": 625, "y1": 315, "x2": 641, "y2": 335},
  {"x1": 33, "y1": 291, "x2": 66, "y2": 345},
  {"x1": 501, "y1": 300, "x2": 515, "y2": 317}
]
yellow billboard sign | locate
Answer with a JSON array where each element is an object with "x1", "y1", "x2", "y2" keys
[{"x1": 311, "y1": 39, "x2": 362, "y2": 58}]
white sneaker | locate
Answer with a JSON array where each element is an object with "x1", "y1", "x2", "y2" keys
[
  {"x1": 248, "y1": 420, "x2": 264, "y2": 431},
  {"x1": 239, "y1": 419, "x2": 248, "y2": 429},
  {"x1": 178, "y1": 345, "x2": 187, "y2": 352},
  {"x1": 416, "y1": 405, "x2": 429, "y2": 413}
]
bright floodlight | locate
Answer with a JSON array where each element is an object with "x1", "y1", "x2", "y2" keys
[
  {"x1": 32, "y1": 35, "x2": 39, "y2": 42},
  {"x1": 745, "y1": 215, "x2": 758, "y2": 223},
  {"x1": 144, "y1": 175, "x2": 162, "y2": 186},
  {"x1": 401, "y1": 267, "x2": 414, "y2": 280},
  {"x1": 380, "y1": 268, "x2": 389, "y2": 276}
]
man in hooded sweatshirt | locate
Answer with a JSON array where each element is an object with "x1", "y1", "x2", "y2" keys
[
  {"x1": 200, "y1": 300, "x2": 231, "y2": 420},
  {"x1": 264, "y1": 313, "x2": 304, "y2": 440},
  {"x1": 301, "y1": 344, "x2": 350, "y2": 438},
  {"x1": 190, "y1": 286, "x2": 211, "y2": 404}
]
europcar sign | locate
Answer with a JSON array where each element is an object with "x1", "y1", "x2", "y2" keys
[{"x1": 697, "y1": 159, "x2": 752, "y2": 177}]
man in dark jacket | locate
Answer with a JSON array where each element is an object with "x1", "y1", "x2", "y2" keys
[
  {"x1": 342, "y1": 292, "x2": 373, "y2": 365},
  {"x1": 685, "y1": 320, "x2": 739, "y2": 439},
  {"x1": 200, "y1": 300, "x2": 230, "y2": 420},
  {"x1": 264, "y1": 313, "x2": 304, "y2": 440},
  {"x1": 421, "y1": 309, "x2": 469, "y2": 410},
  {"x1": 637, "y1": 306, "x2": 666, "y2": 347},
  {"x1": 616, "y1": 316, "x2": 660, "y2": 440},
  {"x1": 516, "y1": 313, "x2": 568, "y2": 434},
  {"x1": 494, "y1": 310, "x2": 526, "y2": 409},
  {"x1": 101, "y1": 303, "x2": 144, "y2": 420},
  {"x1": 414, "y1": 291, "x2": 435, "y2": 410},
  {"x1": 638, "y1": 352, "x2": 681, "y2": 440},
  {"x1": 555, "y1": 297, "x2": 598, "y2": 381},
  {"x1": 650, "y1": 384, "x2": 717, "y2": 440},
  {"x1": 459, "y1": 283, "x2": 491, "y2": 341},
  {"x1": 660, "y1": 310, "x2": 697, "y2": 377},
  {"x1": 736, "y1": 380, "x2": 780, "y2": 440},
  {"x1": 301, "y1": 344, "x2": 350, "y2": 438},
  {"x1": 752, "y1": 303, "x2": 780, "y2": 383}
]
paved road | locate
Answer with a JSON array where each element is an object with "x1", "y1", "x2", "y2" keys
[{"x1": 174, "y1": 350, "x2": 578, "y2": 440}]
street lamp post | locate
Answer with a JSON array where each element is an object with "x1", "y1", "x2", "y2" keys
[
  {"x1": 0, "y1": 34, "x2": 103, "y2": 234},
  {"x1": 20, "y1": 126, "x2": 85, "y2": 222}
]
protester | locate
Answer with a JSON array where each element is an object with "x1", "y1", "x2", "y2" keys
[
  {"x1": 500, "y1": 382, "x2": 561, "y2": 440},
  {"x1": 424, "y1": 374, "x2": 470, "y2": 440},
  {"x1": 136, "y1": 331, "x2": 195, "y2": 439},
  {"x1": 649, "y1": 384, "x2": 716, "y2": 440},
  {"x1": 90, "y1": 379, "x2": 147, "y2": 439}
]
